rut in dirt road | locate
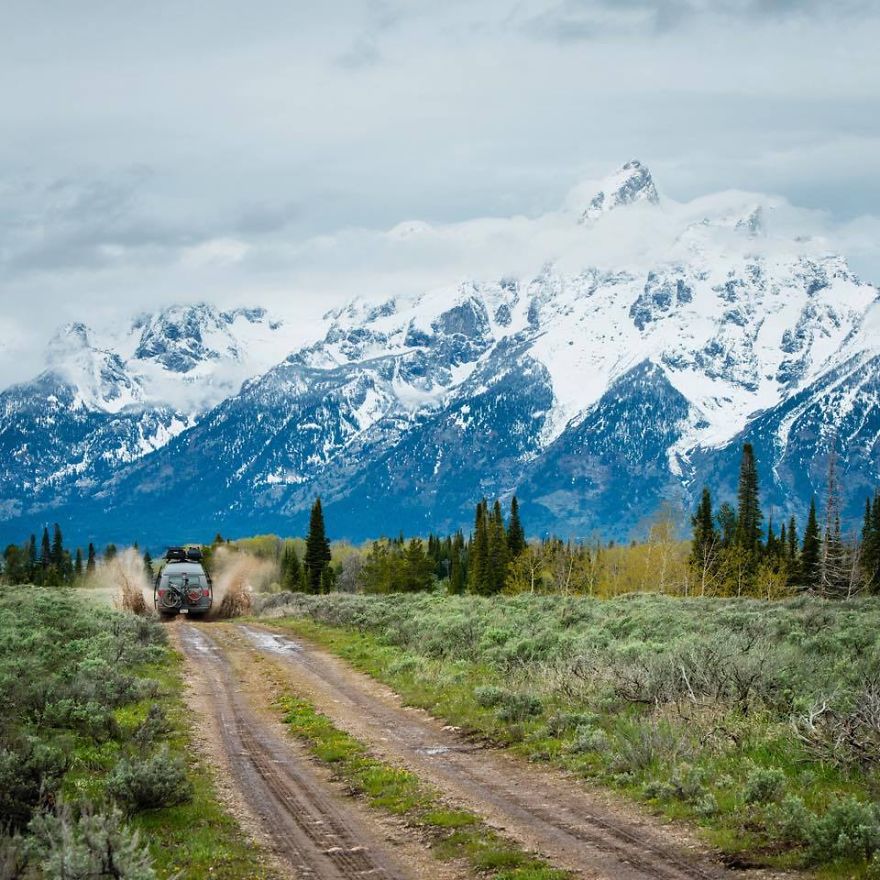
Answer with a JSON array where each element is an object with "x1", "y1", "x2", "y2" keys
[
  {"x1": 177, "y1": 625, "x2": 413, "y2": 880},
  {"x1": 237, "y1": 624, "x2": 734, "y2": 880}
]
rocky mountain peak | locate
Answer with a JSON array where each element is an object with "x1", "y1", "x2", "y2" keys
[{"x1": 581, "y1": 159, "x2": 659, "y2": 222}]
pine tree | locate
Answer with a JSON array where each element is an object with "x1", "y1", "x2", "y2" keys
[
  {"x1": 40, "y1": 527, "x2": 51, "y2": 572},
  {"x1": 26, "y1": 534, "x2": 37, "y2": 582},
  {"x1": 787, "y1": 515, "x2": 798, "y2": 562},
  {"x1": 507, "y1": 496, "x2": 526, "y2": 557},
  {"x1": 104, "y1": 544, "x2": 117, "y2": 562},
  {"x1": 819, "y1": 451, "x2": 851, "y2": 596},
  {"x1": 51, "y1": 524, "x2": 64, "y2": 569},
  {"x1": 801, "y1": 497, "x2": 821, "y2": 589},
  {"x1": 468, "y1": 500, "x2": 490, "y2": 594},
  {"x1": 449, "y1": 531, "x2": 466, "y2": 595},
  {"x1": 280, "y1": 542, "x2": 302, "y2": 591},
  {"x1": 766, "y1": 518, "x2": 778, "y2": 558},
  {"x1": 74, "y1": 547, "x2": 84, "y2": 580},
  {"x1": 487, "y1": 500, "x2": 510, "y2": 594},
  {"x1": 143, "y1": 551, "x2": 153, "y2": 583},
  {"x1": 403, "y1": 538, "x2": 434, "y2": 592},
  {"x1": 304, "y1": 498, "x2": 331, "y2": 594},
  {"x1": 690, "y1": 487, "x2": 718, "y2": 567},
  {"x1": 86, "y1": 543, "x2": 96, "y2": 575},
  {"x1": 716, "y1": 503, "x2": 737, "y2": 548},
  {"x1": 735, "y1": 443, "x2": 763, "y2": 556},
  {"x1": 861, "y1": 492, "x2": 880, "y2": 593}
]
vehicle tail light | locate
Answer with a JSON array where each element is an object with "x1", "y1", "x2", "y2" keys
[
  {"x1": 202, "y1": 589, "x2": 210, "y2": 597},
  {"x1": 158, "y1": 589, "x2": 166, "y2": 597}
]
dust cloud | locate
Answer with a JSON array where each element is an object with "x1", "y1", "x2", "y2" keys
[
  {"x1": 211, "y1": 546, "x2": 277, "y2": 618},
  {"x1": 96, "y1": 547, "x2": 152, "y2": 615}
]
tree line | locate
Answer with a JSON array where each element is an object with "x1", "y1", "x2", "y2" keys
[
  {"x1": 5, "y1": 447, "x2": 878, "y2": 600},
  {"x1": 690, "y1": 443, "x2": 880, "y2": 598},
  {"x1": 1, "y1": 524, "x2": 106, "y2": 586}
]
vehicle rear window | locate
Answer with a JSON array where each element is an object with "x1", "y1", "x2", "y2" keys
[{"x1": 166, "y1": 574, "x2": 203, "y2": 588}]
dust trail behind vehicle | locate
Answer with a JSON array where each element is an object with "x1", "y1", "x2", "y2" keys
[
  {"x1": 91, "y1": 547, "x2": 152, "y2": 614},
  {"x1": 210, "y1": 546, "x2": 277, "y2": 618}
]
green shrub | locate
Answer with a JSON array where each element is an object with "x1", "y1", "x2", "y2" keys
[
  {"x1": 132, "y1": 705, "x2": 172, "y2": 750},
  {"x1": 496, "y1": 693, "x2": 543, "y2": 723},
  {"x1": 42, "y1": 699, "x2": 117, "y2": 741},
  {"x1": 387, "y1": 654, "x2": 425, "y2": 676},
  {"x1": 29, "y1": 805, "x2": 155, "y2": 879},
  {"x1": 544, "y1": 711, "x2": 597, "y2": 737},
  {"x1": 743, "y1": 766, "x2": 786, "y2": 804},
  {"x1": 568, "y1": 724, "x2": 608, "y2": 754},
  {"x1": 806, "y1": 798, "x2": 880, "y2": 865},
  {"x1": 694, "y1": 793, "x2": 718, "y2": 817},
  {"x1": 772, "y1": 795, "x2": 814, "y2": 845},
  {"x1": 474, "y1": 685, "x2": 506, "y2": 708},
  {"x1": 610, "y1": 721, "x2": 689, "y2": 774},
  {"x1": 106, "y1": 747, "x2": 193, "y2": 813},
  {"x1": 0, "y1": 741, "x2": 67, "y2": 831},
  {"x1": 0, "y1": 829, "x2": 27, "y2": 877},
  {"x1": 643, "y1": 764, "x2": 706, "y2": 804}
]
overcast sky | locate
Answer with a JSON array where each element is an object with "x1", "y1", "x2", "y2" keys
[{"x1": 1, "y1": 0, "x2": 879, "y2": 384}]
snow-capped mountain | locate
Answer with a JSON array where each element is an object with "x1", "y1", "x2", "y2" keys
[
  {"x1": 0, "y1": 161, "x2": 877, "y2": 545},
  {"x1": 0, "y1": 305, "x2": 291, "y2": 522},
  {"x1": 580, "y1": 159, "x2": 659, "y2": 221}
]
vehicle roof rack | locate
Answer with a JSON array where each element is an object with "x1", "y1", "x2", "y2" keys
[
  {"x1": 165, "y1": 546, "x2": 187, "y2": 562},
  {"x1": 185, "y1": 547, "x2": 203, "y2": 561}
]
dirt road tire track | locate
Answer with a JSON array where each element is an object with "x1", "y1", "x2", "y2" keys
[
  {"x1": 177, "y1": 624, "x2": 415, "y2": 880},
  {"x1": 233, "y1": 622, "x2": 741, "y2": 880}
]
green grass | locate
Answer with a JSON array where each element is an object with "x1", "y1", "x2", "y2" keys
[
  {"x1": 0, "y1": 586, "x2": 277, "y2": 879},
  {"x1": 278, "y1": 695, "x2": 570, "y2": 880},
  {"x1": 253, "y1": 592, "x2": 880, "y2": 878}
]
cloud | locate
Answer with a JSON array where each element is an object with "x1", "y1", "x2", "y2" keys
[
  {"x1": 519, "y1": 0, "x2": 879, "y2": 42},
  {"x1": 336, "y1": 35, "x2": 383, "y2": 69},
  {"x1": 0, "y1": 0, "x2": 879, "y2": 389}
]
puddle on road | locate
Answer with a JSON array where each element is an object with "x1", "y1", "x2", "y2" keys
[
  {"x1": 181, "y1": 626, "x2": 222, "y2": 655},
  {"x1": 240, "y1": 626, "x2": 301, "y2": 655}
]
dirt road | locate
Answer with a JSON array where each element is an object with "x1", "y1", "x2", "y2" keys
[
  {"x1": 176, "y1": 625, "x2": 421, "y2": 880},
  {"x1": 216, "y1": 622, "x2": 741, "y2": 880}
]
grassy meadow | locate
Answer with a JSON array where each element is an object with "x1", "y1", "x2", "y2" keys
[
  {"x1": 258, "y1": 591, "x2": 880, "y2": 878},
  {"x1": 0, "y1": 585, "x2": 276, "y2": 879}
]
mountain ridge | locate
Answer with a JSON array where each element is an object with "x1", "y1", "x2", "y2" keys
[{"x1": 1, "y1": 161, "x2": 878, "y2": 546}]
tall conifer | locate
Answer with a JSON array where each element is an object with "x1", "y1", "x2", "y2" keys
[
  {"x1": 735, "y1": 443, "x2": 762, "y2": 555},
  {"x1": 40, "y1": 528, "x2": 51, "y2": 571},
  {"x1": 468, "y1": 500, "x2": 490, "y2": 594},
  {"x1": 280, "y1": 542, "x2": 303, "y2": 591},
  {"x1": 27, "y1": 534, "x2": 37, "y2": 581},
  {"x1": 507, "y1": 496, "x2": 526, "y2": 557},
  {"x1": 487, "y1": 500, "x2": 509, "y2": 594},
  {"x1": 51, "y1": 524, "x2": 64, "y2": 569},
  {"x1": 801, "y1": 497, "x2": 821, "y2": 588},
  {"x1": 690, "y1": 487, "x2": 717, "y2": 566},
  {"x1": 304, "y1": 498, "x2": 331, "y2": 593}
]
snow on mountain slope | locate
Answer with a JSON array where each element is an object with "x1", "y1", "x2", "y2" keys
[
  {"x1": 0, "y1": 304, "x2": 297, "y2": 519},
  {"x1": 580, "y1": 159, "x2": 659, "y2": 221},
  {"x1": 1, "y1": 161, "x2": 878, "y2": 544}
]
